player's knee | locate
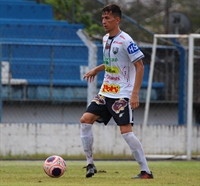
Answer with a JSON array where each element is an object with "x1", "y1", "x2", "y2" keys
[
  {"x1": 80, "y1": 116, "x2": 87, "y2": 123},
  {"x1": 80, "y1": 113, "x2": 93, "y2": 124},
  {"x1": 120, "y1": 124, "x2": 133, "y2": 134},
  {"x1": 80, "y1": 113, "x2": 99, "y2": 124}
]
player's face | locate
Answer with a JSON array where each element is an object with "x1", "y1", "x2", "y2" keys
[{"x1": 102, "y1": 11, "x2": 120, "y2": 34}]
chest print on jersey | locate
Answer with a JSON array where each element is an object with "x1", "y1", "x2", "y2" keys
[
  {"x1": 102, "y1": 83, "x2": 120, "y2": 94},
  {"x1": 105, "y1": 74, "x2": 120, "y2": 81},
  {"x1": 112, "y1": 47, "x2": 119, "y2": 54},
  {"x1": 105, "y1": 66, "x2": 120, "y2": 74},
  {"x1": 112, "y1": 98, "x2": 128, "y2": 114}
]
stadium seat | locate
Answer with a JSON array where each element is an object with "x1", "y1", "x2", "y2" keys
[
  {"x1": 0, "y1": 2, "x2": 53, "y2": 19},
  {"x1": 0, "y1": 23, "x2": 84, "y2": 42},
  {"x1": 0, "y1": 0, "x2": 164, "y2": 101}
]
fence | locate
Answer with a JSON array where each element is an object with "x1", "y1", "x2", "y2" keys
[
  {"x1": 0, "y1": 0, "x2": 200, "y2": 158},
  {"x1": 1, "y1": 0, "x2": 199, "y2": 125},
  {"x1": 1, "y1": 40, "x2": 200, "y2": 125}
]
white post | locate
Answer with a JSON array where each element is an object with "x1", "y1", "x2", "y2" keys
[
  {"x1": 187, "y1": 34, "x2": 194, "y2": 160},
  {"x1": 142, "y1": 35, "x2": 157, "y2": 144},
  {"x1": 0, "y1": 44, "x2": 2, "y2": 122},
  {"x1": 142, "y1": 34, "x2": 199, "y2": 158},
  {"x1": 77, "y1": 29, "x2": 97, "y2": 106}
]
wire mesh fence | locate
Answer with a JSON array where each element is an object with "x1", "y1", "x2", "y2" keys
[
  {"x1": 0, "y1": 0, "x2": 200, "y2": 126},
  {"x1": 141, "y1": 35, "x2": 200, "y2": 126},
  {"x1": 1, "y1": 38, "x2": 200, "y2": 125}
]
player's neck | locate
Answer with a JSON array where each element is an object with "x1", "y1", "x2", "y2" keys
[{"x1": 108, "y1": 27, "x2": 121, "y2": 37}]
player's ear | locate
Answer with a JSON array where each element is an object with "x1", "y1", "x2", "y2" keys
[{"x1": 115, "y1": 17, "x2": 120, "y2": 24}]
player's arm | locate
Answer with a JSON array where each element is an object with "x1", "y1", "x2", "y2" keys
[
  {"x1": 83, "y1": 64, "x2": 105, "y2": 82},
  {"x1": 130, "y1": 59, "x2": 144, "y2": 109}
]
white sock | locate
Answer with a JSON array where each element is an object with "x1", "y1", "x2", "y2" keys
[
  {"x1": 80, "y1": 123, "x2": 94, "y2": 165},
  {"x1": 122, "y1": 132, "x2": 151, "y2": 174}
]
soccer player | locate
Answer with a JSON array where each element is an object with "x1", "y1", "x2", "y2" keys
[{"x1": 80, "y1": 3, "x2": 153, "y2": 179}]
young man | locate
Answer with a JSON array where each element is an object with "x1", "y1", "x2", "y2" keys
[{"x1": 80, "y1": 3, "x2": 153, "y2": 179}]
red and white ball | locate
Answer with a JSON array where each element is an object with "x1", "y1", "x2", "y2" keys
[{"x1": 43, "y1": 155, "x2": 66, "y2": 178}]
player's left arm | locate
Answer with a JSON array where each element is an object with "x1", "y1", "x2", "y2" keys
[{"x1": 130, "y1": 59, "x2": 144, "y2": 109}]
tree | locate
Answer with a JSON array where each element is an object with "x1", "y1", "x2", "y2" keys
[
  {"x1": 44, "y1": 0, "x2": 104, "y2": 39},
  {"x1": 44, "y1": 0, "x2": 200, "y2": 43}
]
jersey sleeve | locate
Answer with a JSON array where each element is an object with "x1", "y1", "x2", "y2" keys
[{"x1": 124, "y1": 38, "x2": 144, "y2": 63}]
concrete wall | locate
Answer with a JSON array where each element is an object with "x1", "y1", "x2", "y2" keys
[
  {"x1": 2, "y1": 103, "x2": 179, "y2": 125},
  {"x1": 0, "y1": 123, "x2": 199, "y2": 156}
]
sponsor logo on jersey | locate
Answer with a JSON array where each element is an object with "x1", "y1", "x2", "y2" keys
[
  {"x1": 105, "y1": 74, "x2": 120, "y2": 81},
  {"x1": 104, "y1": 56, "x2": 118, "y2": 64},
  {"x1": 112, "y1": 98, "x2": 128, "y2": 114},
  {"x1": 113, "y1": 47, "x2": 119, "y2": 54},
  {"x1": 102, "y1": 83, "x2": 120, "y2": 94},
  {"x1": 104, "y1": 56, "x2": 109, "y2": 65},
  {"x1": 113, "y1": 41, "x2": 122, "y2": 44},
  {"x1": 105, "y1": 66, "x2": 120, "y2": 74},
  {"x1": 127, "y1": 42, "x2": 139, "y2": 54},
  {"x1": 111, "y1": 58, "x2": 118, "y2": 62}
]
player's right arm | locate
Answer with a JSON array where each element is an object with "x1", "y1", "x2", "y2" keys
[{"x1": 83, "y1": 64, "x2": 105, "y2": 82}]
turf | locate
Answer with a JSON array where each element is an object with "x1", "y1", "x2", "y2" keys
[{"x1": 0, "y1": 160, "x2": 199, "y2": 186}]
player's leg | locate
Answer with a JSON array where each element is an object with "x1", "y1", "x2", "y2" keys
[
  {"x1": 109, "y1": 97, "x2": 153, "y2": 179},
  {"x1": 80, "y1": 95, "x2": 112, "y2": 178},
  {"x1": 80, "y1": 112, "x2": 99, "y2": 178},
  {"x1": 80, "y1": 112, "x2": 98, "y2": 166},
  {"x1": 120, "y1": 124, "x2": 153, "y2": 179}
]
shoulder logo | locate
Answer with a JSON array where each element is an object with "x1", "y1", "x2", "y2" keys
[{"x1": 127, "y1": 42, "x2": 139, "y2": 54}]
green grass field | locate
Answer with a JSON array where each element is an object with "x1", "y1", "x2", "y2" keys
[{"x1": 0, "y1": 160, "x2": 199, "y2": 186}]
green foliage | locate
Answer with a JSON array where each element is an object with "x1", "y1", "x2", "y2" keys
[
  {"x1": 43, "y1": 0, "x2": 200, "y2": 42},
  {"x1": 0, "y1": 161, "x2": 199, "y2": 186},
  {"x1": 45, "y1": 0, "x2": 82, "y2": 22},
  {"x1": 44, "y1": 0, "x2": 103, "y2": 37}
]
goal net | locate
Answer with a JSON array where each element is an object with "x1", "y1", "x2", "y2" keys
[{"x1": 143, "y1": 34, "x2": 200, "y2": 160}]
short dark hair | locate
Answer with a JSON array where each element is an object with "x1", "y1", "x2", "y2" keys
[{"x1": 102, "y1": 4, "x2": 122, "y2": 19}]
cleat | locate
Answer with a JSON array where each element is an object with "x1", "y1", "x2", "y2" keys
[
  {"x1": 83, "y1": 164, "x2": 97, "y2": 178},
  {"x1": 132, "y1": 171, "x2": 154, "y2": 179}
]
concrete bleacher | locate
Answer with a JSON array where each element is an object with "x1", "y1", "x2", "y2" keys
[
  {"x1": 0, "y1": 0, "x2": 164, "y2": 101},
  {"x1": 0, "y1": 0, "x2": 87, "y2": 100},
  {"x1": 0, "y1": 0, "x2": 53, "y2": 20},
  {"x1": 0, "y1": 22, "x2": 84, "y2": 42},
  {"x1": 0, "y1": 0, "x2": 84, "y2": 43},
  {"x1": 10, "y1": 60, "x2": 88, "y2": 86}
]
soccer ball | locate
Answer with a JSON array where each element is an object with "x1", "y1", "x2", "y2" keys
[{"x1": 43, "y1": 155, "x2": 66, "y2": 178}]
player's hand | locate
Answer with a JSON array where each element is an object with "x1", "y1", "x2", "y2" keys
[
  {"x1": 83, "y1": 69, "x2": 98, "y2": 82},
  {"x1": 130, "y1": 93, "x2": 139, "y2": 109}
]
